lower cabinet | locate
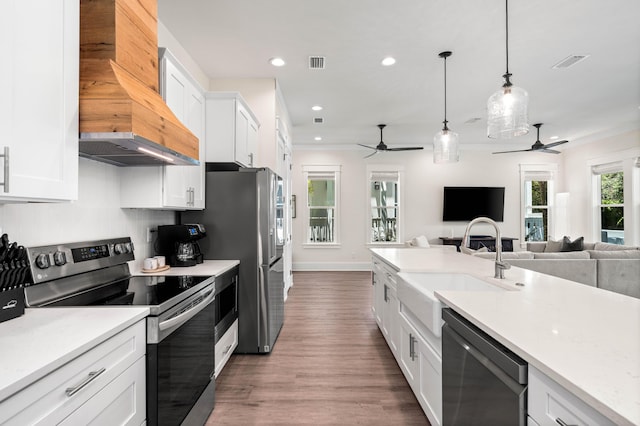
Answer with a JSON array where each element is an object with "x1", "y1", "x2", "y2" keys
[
  {"x1": 0, "y1": 320, "x2": 146, "y2": 425},
  {"x1": 398, "y1": 308, "x2": 442, "y2": 426},
  {"x1": 528, "y1": 365, "x2": 615, "y2": 426},
  {"x1": 371, "y1": 254, "x2": 442, "y2": 426}
]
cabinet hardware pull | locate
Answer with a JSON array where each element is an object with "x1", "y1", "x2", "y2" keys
[
  {"x1": 65, "y1": 367, "x2": 106, "y2": 397},
  {"x1": 1, "y1": 147, "x2": 9, "y2": 193},
  {"x1": 383, "y1": 285, "x2": 388, "y2": 302},
  {"x1": 555, "y1": 419, "x2": 576, "y2": 426},
  {"x1": 249, "y1": 153, "x2": 254, "y2": 167},
  {"x1": 409, "y1": 333, "x2": 415, "y2": 360},
  {"x1": 223, "y1": 344, "x2": 233, "y2": 355}
]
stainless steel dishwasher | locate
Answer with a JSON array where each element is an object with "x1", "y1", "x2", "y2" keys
[{"x1": 442, "y1": 308, "x2": 528, "y2": 426}]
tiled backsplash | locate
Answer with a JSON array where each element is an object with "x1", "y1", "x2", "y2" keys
[{"x1": 0, "y1": 158, "x2": 175, "y2": 264}]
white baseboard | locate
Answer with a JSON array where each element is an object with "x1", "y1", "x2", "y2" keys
[{"x1": 293, "y1": 261, "x2": 372, "y2": 271}]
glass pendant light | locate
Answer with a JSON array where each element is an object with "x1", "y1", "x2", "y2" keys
[
  {"x1": 433, "y1": 51, "x2": 459, "y2": 163},
  {"x1": 487, "y1": 0, "x2": 529, "y2": 139}
]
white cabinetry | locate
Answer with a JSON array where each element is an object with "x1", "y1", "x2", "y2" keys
[
  {"x1": 371, "y1": 254, "x2": 442, "y2": 426},
  {"x1": 0, "y1": 320, "x2": 146, "y2": 425},
  {"x1": 121, "y1": 48, "x2": 205, "y2": 209},
  {"x1": 528, "y1": 365, "x2": 615, "y2": 426},
  {"x1": 205, "y1": 92, "x2": 259, "y2": 168},
  {"x1": 0, "y1": 0, "x2": 79, "y2": 202},
  {"x1": 372, "y1": 257, "x2": 399, "y2": 356}
]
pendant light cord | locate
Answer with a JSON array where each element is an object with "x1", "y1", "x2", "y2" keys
[
  {"x1": 443, "y1": 54, "x2": 448, "y2": 128},
  {"x1": 505, "y1": 0, "x2": 510, "y2": 75}
]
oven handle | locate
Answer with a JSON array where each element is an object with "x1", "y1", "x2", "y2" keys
[{"x1": 159, "y1": 289, "x2": 214, "y2": 331}]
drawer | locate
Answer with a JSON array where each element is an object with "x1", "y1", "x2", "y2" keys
[
  {"x1": 214, "y1": 319, "x2": 238, "y2": 378},
  {"x1": 528, "y1": 365, "x2": 615, "y2": 426},
  {"x1": 59, "y1": 356, "x2": 146, "y2": 426},
  {"x1": 0, "y1": 320, "x2": 145, "y2": 425}
]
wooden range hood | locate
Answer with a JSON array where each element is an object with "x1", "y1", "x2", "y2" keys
[{"x1": 79, "y1": 0, "x2": 199, "y2": 166}]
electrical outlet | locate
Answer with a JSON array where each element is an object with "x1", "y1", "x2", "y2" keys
[{"x1": 146, "y1": 227, "x2": 152, "y2": 243}]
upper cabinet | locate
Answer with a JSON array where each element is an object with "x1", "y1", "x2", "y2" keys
[
  {"x1": 0, "y1": 0, "x2": 79, "y2": 202},
  {"x1": 205, "y1": 92, "x2": 259, "y2": 168},
  {"x1": 120, "y1": 48, "x2": 205, "y2": 210}
]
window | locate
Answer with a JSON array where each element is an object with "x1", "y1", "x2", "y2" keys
[
  {"x1": 593, "y1": 163, "x2": 625, "y2": 244},
  {"x1": 520, "y1": 164, "x2": 557, "y2": 245},
  {"x1": 367, "y1": 167, "x2": 403, "y2": 244},
  {"x1": 303, "y1": 165, "x2": 340, "y2": 244}
]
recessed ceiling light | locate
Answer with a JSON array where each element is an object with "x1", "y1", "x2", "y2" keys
[
  {"x1": 314, "y1": 136, "x2": 322, "y2": 141},
  {"x1": 550, "y1": 135, "x2": 559, "y2": 140},
  {"x1": 311, "y1": 105, "x2": 323, "y2": 111},
  {"x1": 269, "y1": 57, "x2": 285, "y2": 67},
  {"x1": 381, "y1": 57, "x2": 396, "y2": 66}
]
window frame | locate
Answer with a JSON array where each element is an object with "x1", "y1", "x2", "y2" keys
[
  {"x1": 587, "y1": 148, "x2": 640, "y2": 246},
  {"x1": 302, "y1": 165, "x2": 341, "y2": 247},
  {"x1": 592, "y1": 162, "x2": 625, "y2": 244},
  {"x1": 366, "y1": 165, "x2": 405, "y2": 246},
  {"x1": 519, "y1": 164, "x2": 557, "y2": 248}
]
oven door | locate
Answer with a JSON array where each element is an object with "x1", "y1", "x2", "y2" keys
[{"x1": 146, "y1": 285, "x2": 215, "y2": 426}]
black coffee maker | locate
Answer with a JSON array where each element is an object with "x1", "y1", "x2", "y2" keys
[{"x1": 156, "y1": 224, "x2": 206, "y2": 267}]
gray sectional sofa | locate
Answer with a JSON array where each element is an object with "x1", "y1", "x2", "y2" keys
[{"x1": 474, "y1": 241, "x2": 640, "y2": 299}]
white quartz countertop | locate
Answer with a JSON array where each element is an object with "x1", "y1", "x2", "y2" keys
[
  {"x1": 128, "y1": 259, "x2": 239, "y2": 277},
  {"x1": 0, "y1": 307, "x2": 149, "y2": 402},
  {"x1": 371, "y1": 247, "x2": 640, "y2": 426}
]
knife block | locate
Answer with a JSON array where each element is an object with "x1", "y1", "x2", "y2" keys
[{"x1": 0, "y1": 287, "x2": 25, "y2": 323}]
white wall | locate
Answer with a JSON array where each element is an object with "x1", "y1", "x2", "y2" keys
[
  {"x1": 292, "y1": 147, "x2": 563, "y2": 270},
  {"x1": 560, "y1": 129, "x2": 640, "y2": 244},
  {"x1": 0, "y1": 158, "x2": 175, "y2": 266}
]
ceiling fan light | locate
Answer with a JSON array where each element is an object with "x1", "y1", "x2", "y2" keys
[
  {"x1": 487, "y1": 83, "x2": 529, "y2": 139},
  {"x1": 433, "y1": 129, "x2": 459, "y2": 164}
]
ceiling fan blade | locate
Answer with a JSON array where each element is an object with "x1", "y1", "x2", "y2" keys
[
  {"x1": 542, "y1": 140, "x2": 569, "y2": 149},
  {"x1": 385, "y1": 147, "x2": 424, "y2": 151},
  {"x1": 492, "y1": 148, "x2": 534, "y2": 154},
  {"x1": 357, "y1": 143, "x2": 378, "y2": 151},
  {"x1": 539, "y1": 148, "x2": 561, "y2": 154},
  {"x1": 363, "y1": 150, "x2": 379, "y2": 159}
]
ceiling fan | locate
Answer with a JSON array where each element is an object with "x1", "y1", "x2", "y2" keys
[
  {"x1": 492, "y1": 123, "x2": 569, "y2": 154},
  {"x1": 358, "y1": 124, "x2": 424, "y2": 158}
]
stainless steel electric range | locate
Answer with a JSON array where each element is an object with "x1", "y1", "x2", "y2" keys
[{"x1": 24, "y1": 237, "x2": 215, "y2": 426}]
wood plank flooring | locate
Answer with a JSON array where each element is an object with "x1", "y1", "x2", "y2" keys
[{"x1": 206, "y1": 271, "x2": 430, "y2": 425}]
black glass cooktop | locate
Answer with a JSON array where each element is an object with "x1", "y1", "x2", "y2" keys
[{"x1": 49, "y1": 275, "x2": 212, "y2": 310}]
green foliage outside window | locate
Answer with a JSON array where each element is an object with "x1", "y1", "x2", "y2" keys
[{"x1": 601, "y1": 172, "x2": 624, "y2": 230}]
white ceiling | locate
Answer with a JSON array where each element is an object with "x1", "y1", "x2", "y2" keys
[{"x1": 157, "y1": 0, "x2": 640, "y2": 153}]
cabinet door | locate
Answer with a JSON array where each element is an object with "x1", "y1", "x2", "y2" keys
[
  {"x1": 162, "y1": 57, "x2": 202, "y2": 209},
  {"x1": 416, "y1": 333, "x2": 442, "y2": 426},
  {"x1": 247, "y1": 115, "x2": 259, "y2": 167},
  {"x1": 398, "y1": 316, "x2": 419, "y2": 388},
  {"x1": 0, "y1": 0, "x2": 78, "y2": 202},
  {"x1": 184, "y1": 87, "x2": 205, "y2": 208},
  {"x1": 382, "y1": 285, "x2": 399, "y2": 356},
  {"x1": 235, "y1": 102, "x2": 251, "y2": 167},
  {"x1": 371, "y1": 269, "x2": 383, "y2": 326}
]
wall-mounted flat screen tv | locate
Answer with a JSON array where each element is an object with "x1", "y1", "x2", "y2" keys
[{"x1": 442, "y1": 186, "x2": 505, "y2": 222}]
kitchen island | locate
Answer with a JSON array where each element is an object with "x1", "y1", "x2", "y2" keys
[{"x1": 371, "y1": 247, "x2": 640, "y2": 426}]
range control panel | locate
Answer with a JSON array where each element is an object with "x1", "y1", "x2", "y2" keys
[{"x1": 28, "y1": 237, "x2": 134, "y2": 284}]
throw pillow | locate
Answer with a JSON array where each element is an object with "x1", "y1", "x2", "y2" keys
[
  {"x1": 544, "y1": 239, "x2": 563, "y2": 252},
  {"x1": 561, "y1": 236, "x2": 584, "y2": 252}
]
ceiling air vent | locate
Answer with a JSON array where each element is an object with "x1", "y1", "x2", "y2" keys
[
  {"x1": 309, "y1": 56, "x2": 326, "y2": 69},
  {"x1": 313, "y1": 117, "x2": 324, "y2": 124},
  {"x1": 552, "y1": 55, "x2": 590, "y2": 69}
]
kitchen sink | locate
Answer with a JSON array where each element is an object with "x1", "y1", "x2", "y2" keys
[{"x1": 397, "y1": 273, "x2": 505, "y2": 337}]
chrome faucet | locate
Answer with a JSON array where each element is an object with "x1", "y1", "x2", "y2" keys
[{"x1": 461, "y1": 217, "x2": 511, "y2": 279}]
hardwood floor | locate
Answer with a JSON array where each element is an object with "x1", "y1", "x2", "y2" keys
[{"x1": 206, "y1": 271, "x2": 429, "y2": 425}]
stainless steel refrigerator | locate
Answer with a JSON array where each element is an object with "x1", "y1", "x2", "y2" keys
[{"x1": 182, "y1": 167, "x2": 285, "y2": 353}]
